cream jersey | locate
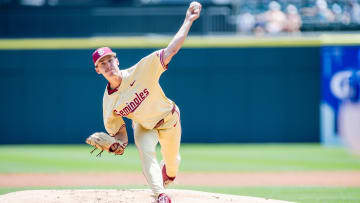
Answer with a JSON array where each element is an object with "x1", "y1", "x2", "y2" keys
[{"x1": 102, "y1": 49, "x2": 174, "y2": 135}]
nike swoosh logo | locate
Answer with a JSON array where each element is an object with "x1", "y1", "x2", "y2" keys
[
  {"x1": 130, "y1": 80, "x2": 136, "y2": 86},
  {"x1": 173, "y1": 121, "x2": 178, "y2": 127}
]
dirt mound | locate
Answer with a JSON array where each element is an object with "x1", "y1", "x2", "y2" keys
[{"x1": 0, "y1": 189, "x2": 294, "y2": 203}]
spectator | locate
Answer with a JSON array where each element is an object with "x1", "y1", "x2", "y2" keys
[
  {"x1": 316, "y1": 0, "x2": 335, "y2": 23},
  {"x1": 236, "y1": 12, "x2": 256, "y2": 34},
  {"x1": 350, "y1": 0, "x2": 360, "y2": 24},
  {"x1": 262, "y1": 1, "x2": 287, "y2": 34},
  {"x1": 284, "y1": 4, "x2": 302, "y2": 33},
  {"x1": 331, "y1": 3, "x2": 350, "y2": 24}
]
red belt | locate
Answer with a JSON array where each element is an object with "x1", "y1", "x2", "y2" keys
[{"x1": 154, "y1": 104, "x2": 176, "y2": 129}]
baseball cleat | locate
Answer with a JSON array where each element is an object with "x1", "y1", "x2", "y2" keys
[
  {"x1": 157, "y1": 193, "x2": 171, "y2": 203},
  {"x1": 160, "y1": 160, "x2": 176, "y2": 188}
]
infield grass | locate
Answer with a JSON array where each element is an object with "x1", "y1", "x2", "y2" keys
[
  {"x1": 1, "y1": 144, "x2": 360, "y2": 202},
  {"x1": 0, "y1": 144, "x2": 359, "y2": 173}
]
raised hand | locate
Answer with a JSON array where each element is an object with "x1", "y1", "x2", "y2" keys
[{"x1": 186, "y1": 1, "x2": 202, "y2": 22}]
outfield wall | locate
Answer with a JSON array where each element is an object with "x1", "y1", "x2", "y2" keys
[{"x1": 0, "y1": 37, "x2": 324, "y2": 143}]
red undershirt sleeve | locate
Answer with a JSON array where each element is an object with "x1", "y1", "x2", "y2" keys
[{"x1": 107, "y1": 83, "x2": 118, "y2": 95}]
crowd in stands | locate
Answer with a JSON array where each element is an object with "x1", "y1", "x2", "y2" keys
[
  {"x1": 2, "y1": 0, "x2": 360, "y2": 34},
  {"x1": 235, "y1": 0, "x2": 360, "y2": 34}
]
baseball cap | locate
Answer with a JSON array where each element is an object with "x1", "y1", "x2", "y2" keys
[{"x1": 92, "y1": 47, "x2": 116, "y2": 66}]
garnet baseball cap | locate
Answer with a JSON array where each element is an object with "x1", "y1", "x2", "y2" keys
[{"x1": 92, "y1": 47, "x2": 116, "y2": 66}]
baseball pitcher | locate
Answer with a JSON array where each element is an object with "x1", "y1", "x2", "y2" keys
[{"x1": 86, "y1": 2, "x2": 202, "y2": 203}]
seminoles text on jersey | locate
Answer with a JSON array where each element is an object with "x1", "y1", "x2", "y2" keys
[{"x1": 113, "y1": 88, "x2": 149, "y2": 117}]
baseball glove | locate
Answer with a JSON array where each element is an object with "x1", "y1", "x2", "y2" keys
[{"x1": 86, "y1": 132, "x2": 127, "y2": 157}]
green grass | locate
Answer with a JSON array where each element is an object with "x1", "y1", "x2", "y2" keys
[
  {"x1": 0, "y1": 144, "x2": 359, "y2": 173},
  {"x1": 1, "y1": 144, "x2": 359, "y2": 202},
  {"x1": 0, "y1": 186, "x2": 359, "y2": 203},
  {"x1": 181, "y1": 144, "x2": 360, "y2": 171}
]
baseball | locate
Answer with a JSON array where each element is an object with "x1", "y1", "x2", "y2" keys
[{"x1": 191, "y1": 2, "x2": 201, "y2": 12}]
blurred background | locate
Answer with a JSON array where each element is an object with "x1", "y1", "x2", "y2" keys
[
  {"x1": 1, "y1": 0, "x2": 360, "y2": 36},
  {"x1": 1, "y1": 1, "x2": 360, "y2": 202},
  {"x1": 0, "y1": 0, "x2": 359, "y2": 150}
]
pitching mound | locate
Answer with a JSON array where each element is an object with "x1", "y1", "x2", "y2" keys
[{"x1": 0, "y1": 189, "x2": 294, "y2": 203}]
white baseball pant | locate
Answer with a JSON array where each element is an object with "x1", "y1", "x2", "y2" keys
[{"x1": 133, "y1": 105, "x2": 181, "y2": 195}]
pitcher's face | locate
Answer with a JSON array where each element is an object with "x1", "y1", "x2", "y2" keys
[{"x1": 95, "y1": 55, "x2": 120, "y2": 77}]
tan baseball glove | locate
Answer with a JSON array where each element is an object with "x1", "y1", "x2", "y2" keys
[{"x1": 86, "y1": 132, "x2": 128, "y2": 157}]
